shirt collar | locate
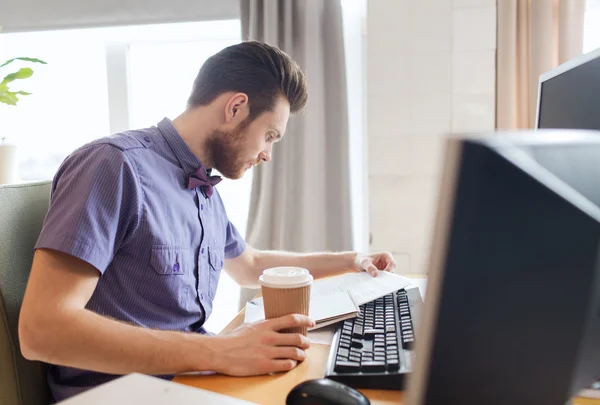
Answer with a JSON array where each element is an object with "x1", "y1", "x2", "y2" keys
[{"x1": 157, "y1": 117, "x2": 206, "y2": 177}]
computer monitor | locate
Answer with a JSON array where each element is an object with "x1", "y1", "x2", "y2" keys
[
  {"x1": 406, "y1": 130, "x2": 600, "y2": 405},
  {"x1": 536, "y1": 47, "x2": 600, "y2": 129}
]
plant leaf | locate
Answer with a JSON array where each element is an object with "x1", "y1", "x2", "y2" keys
[
  {"x1": 1, "y1": 67, "x2": 34, "y2": 86},
  {"x1": 0, "y1": 57, "x2": 47, "y2": 68},
  {"x1": 15, "y1": 90, "x2": 32, "y2": 95},
  {"x1": 0, "y1": 92, "x2": 18, "y2": 106}
]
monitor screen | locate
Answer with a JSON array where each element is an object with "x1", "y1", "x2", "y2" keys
[
  {"x1": 405, "y1": 132, "x2": 600, "y2": 405},
  {"x1": 537, "y1": 50, "x2": 600, "y2": 130}
]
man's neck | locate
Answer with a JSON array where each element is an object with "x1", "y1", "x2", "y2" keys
[{"x1": 172, "y1": 107, "x2": 215, "y2": 169}]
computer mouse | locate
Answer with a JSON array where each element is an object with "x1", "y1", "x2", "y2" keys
[{"x1": 286, "y1": 378, "x2": 370, "y2": 405}]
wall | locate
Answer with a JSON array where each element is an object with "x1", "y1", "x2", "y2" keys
[{"x1": 367, "y1": 0, "x2": 497, "y2": 274}]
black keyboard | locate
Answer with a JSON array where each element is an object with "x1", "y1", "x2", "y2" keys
[{"x1": 324, "y1": 287, "x2": 423, "y2": 390}]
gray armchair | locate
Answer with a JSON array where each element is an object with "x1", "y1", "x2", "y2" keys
[{"x1": 0, "y1": 181, "x2": 52, "y2": 405}]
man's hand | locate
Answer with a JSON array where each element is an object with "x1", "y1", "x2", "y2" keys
[
  {"x1": 208, "y1": 314, "x2": 315, "y2": 376},
  {"x1": 355, "y1": 252, "x2": 396, "y2": 277}
]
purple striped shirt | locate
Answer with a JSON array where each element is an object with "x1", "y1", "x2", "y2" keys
[{"x1": 35, "y1": 118, "x2": 245, "y2": 402}]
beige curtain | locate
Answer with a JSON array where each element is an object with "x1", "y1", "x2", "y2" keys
[
  {"x1": 497, "y1": 0, "x2": 586, "y2": 129},
  {"x1": 238, "y1": 0, "x2": 353, "y2": 308}
]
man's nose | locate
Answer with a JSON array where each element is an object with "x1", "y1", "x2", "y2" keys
[{"x1": 260, "y1": 150, "x2": 272, "y2": 162}]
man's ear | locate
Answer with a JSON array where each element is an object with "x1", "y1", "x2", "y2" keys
[{"x1": 225, "y1": 93, "x2": 249, "y2": 123}]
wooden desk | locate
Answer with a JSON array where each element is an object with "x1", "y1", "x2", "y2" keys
[
  {"x1": 174, "y1": 306, "x2": 401, "y2": 405},
  {"x1": 174, "y1": 277, "x2": 598, "y2": 405},
  {"x1": 174, "y1": 278, "x2": 425, "y2": 404}
]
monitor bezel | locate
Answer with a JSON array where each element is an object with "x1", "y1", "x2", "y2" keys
[{"x1": 535, "y1": 47, "x2": 600, "y2": 129}]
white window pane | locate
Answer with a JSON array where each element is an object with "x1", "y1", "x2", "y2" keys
[
  {"x1": 0, "y1": 29, "x2": 110, "y2": 181},
  {"x1": 128, "y1": 39, "x2": 240, "y2": 129},
  {"x1": 585, "y1": 0, "x2": 600, "y2": 53}
]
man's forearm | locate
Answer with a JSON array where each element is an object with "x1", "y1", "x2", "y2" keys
[
  {"x1": 21, "y1": 307, "x2": 215, "y2": 376},
  {"x1": 254, "y1": 250, "x2": 358, "y2": 279}
]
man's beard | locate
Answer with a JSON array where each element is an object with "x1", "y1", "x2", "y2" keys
[{"x1": 206, "y1": 118, "x2": 253, "y2": 179}]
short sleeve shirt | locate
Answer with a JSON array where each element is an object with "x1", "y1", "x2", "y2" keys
[{"x1": 35, "y1": 118, "x2": 245, "y2": 401}]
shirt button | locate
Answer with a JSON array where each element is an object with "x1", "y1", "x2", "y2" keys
[
  {"x1": 200, "y1": 293, "x2": 204, "y2": 299},
  {"x1": 201, "y1": 247, "x2": 205, "y2": 254},
  {"x1": 201, "y1": 204, "x2": 204, "y2": 210},
  {"x1": 173, "y1": 263, "x2": 180, "y2": 272},
  {"x1": 143, "y1": 136, "x2": 151, "y2": 142}
]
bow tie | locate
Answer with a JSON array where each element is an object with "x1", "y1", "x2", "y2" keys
[{"x1": 187, "y1": 167, "x2": 222, "y2": 198}]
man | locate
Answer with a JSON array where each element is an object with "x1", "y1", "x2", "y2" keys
[{"x1": 19, "y1": 41, "x2": 395, "y2": 402}]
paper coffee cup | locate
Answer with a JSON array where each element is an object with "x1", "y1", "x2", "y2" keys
[{"x1": 259, "y1": 267, "x2": 313, "y2": 336}]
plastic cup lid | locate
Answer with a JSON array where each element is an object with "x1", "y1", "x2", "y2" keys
[{"x1": 259, "y1": 267, "x2": 313, "y2": 288}]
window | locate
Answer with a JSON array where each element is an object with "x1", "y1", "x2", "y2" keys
[
  {"x1": 0, "y1": 29, "x2": 110, "y2": 180},
  {"x1": 584, "y1": 0, "x2": 600, "y2": 53},
  {"x1": 0, "y1": 20, "x2": 247, "y2": 333}
]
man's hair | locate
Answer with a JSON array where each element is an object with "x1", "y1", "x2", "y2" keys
[{"x1": 188, "y1": 41, "x2": 308, "y2": 118}]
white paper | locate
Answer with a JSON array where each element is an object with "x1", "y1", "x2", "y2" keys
[
  {"x1": 243, "y1": 288, "x2": 359, "y2": 330},
  {"x1": 312, "y1": 271, "x2": 414, "y2": 305},
  {"x1": 243, "y1": 271, "x2": 413, "y2": 331},
  {"x1": 59, "y1": 373, "x2": 258, "y2": 404}
]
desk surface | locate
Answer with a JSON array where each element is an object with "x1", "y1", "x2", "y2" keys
[
  {"x1": 174, "y1": 277, "x2": 419, "y2": 404},
  {"x1": 174, "y1": 309, "x2": 402, "y2": 405},
  {"x1": 173, "y1": 277, "x2": 599, "y2": 405}
]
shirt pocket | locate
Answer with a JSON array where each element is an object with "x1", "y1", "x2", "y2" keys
[
  {"x1": 207, "y1": 247, "x2": 224, "y2": 300},
  {"x1": 147, "y1": 246, "x2": 193, "y2": 308},
  {"x1": 150, "y1": 246, "x2": 189, "y2": 275}
]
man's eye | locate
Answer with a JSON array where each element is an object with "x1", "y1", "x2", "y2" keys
[{"x1": 267, "y1": 134, "x2": 274, "y2": 142}]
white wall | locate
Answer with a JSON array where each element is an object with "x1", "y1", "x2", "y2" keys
[{"x1": 367, "y1": 0, "x2": 497, "y2": 274}]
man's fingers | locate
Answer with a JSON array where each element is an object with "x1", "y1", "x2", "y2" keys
[
  {"x1": 267, "y1": 313, "x2": 315, "y2": 331},
  {"x1": 270, "y1": 332, "x2": 311, "y2": 349},
  {"x1": 269, "y1": 346, "x2": 307, "y2": 362},
  {"x1": 265, "y1": 359, "x2": 298, "y2": 373},
  {"x1": 384, "y1": 253, "x2": 397, "y2": 272},
  {"x1": 362, "y1": 257, "x2": 379, "y2": 277}
]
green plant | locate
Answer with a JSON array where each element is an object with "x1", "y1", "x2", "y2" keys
[{"x1": 0, "y1": 57, "x2": 47, "y2": 143}]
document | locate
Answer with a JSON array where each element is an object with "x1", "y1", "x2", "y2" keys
[{"x1": 244, "y1": 271, "x2": 414, "y2": 330}]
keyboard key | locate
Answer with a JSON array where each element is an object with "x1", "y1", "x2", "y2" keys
[
  {"x1": 353, "y1": 324, "x2": 364, "y2": 338},
  {"x1": 338, "y1": 348, "x2": 350, "y2": 358},
  {"x1": 374, "y1": 355, "x2": 386, "y2": 362},
  {"x1": 385, "y1": 325, "x2": 396, "y2": 333},
  {"x1": 339, "y1": 341, "x2": 350, "y2": 349},
  {"x1": 349, "y1": 355, "x2": 361, "y2": 363},
  {"x1": 387, "y1": 359, "x2": 400, "y2": 371},
  {"x1": 351, "y1": 339, "x2": 363, "y2": 349},
  {"x1": 361, "y1": 361, "x2": 386, "y2": 372},
  {"x1": 335, "y1": 361, "x2": 361, "y2": 373}
]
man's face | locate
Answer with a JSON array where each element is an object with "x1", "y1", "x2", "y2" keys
[{"x1": 207, "y1": 96, "x2": 290, "y2": 179}]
